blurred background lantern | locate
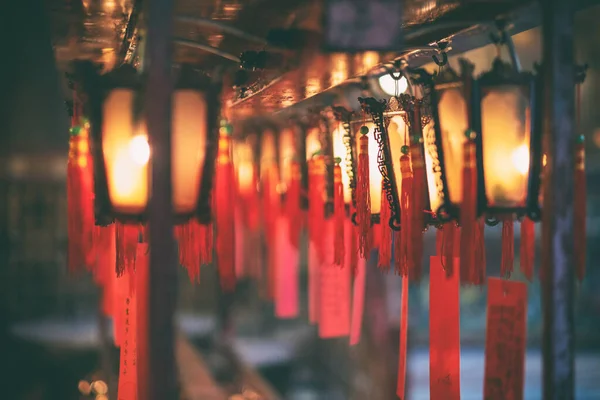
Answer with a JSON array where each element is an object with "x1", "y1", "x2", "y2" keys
[{"x1": 88, "y1": 63, "x2": 219, "y2": 224}]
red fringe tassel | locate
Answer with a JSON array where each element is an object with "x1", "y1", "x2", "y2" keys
[
  {"x1": 116, "y1": 222, "x2": 140, "y2": 278},
  {"x1": 287, "y1": 161, "x2": 302, "y2": 248},
  {"x1": 574, "y1": 142, "x2": 586, "y2": 281},
  {"x1": 67, "y1": 122, "x2": 95, "y2": 272},
  {"x1": 333, "y1": 164, "x2": 345, "y2": 266},
  {"x1": 308, "y1": 157, "x2": 326, "y2": 262},
  {"x1": 460, "y1": 140, "x2": 477, "y2": 285},
  {"x1": 174, "y1": 220, "x2": 205, "y2": 283},
  {"x1": 378, "y1": 181, "x2": 392, "y2": 271},
  {"x1": 216, "y1": 135, "x2": 236, "y2": 292},
  {"x1": 410, "y1": 144, "x2": 425, "y2": 282},
  {"x1": 395, "y1": 154, "x2": 413, "y2": 276},
  {"x1": 520, "y1": 217, "x2": 535, "y2": 281},
  {"x1": 501, "y1": 217, "x2": 514, "y2": 278},
  {"x1": 356, "y1": 134, "x2": 372, "y2": 259}
]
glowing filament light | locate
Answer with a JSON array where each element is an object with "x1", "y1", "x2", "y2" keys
[
  {"x1": 511, "y1": 144, "x2": 530, "y2": 176},
  {"x1": 378, "y1": 74, "x2": 408, "y2": 97},
  {"x1": 129, "y1": 135, "x2": 150, "y2": 165}
]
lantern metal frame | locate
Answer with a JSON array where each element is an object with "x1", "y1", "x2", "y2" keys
[
  {"x1": 82, "y1": 62, "x2": 221, "y2": 225},
  {"x1": 430, "y1": 58, "x2": 542, "y2": 224}
]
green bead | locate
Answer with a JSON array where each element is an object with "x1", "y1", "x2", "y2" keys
[
  {"x1": 312, "y1": 150, "x2": 322, "y2": 158},
  {"x1": 334, "y1": 157, "x2": 342, "y2": 165},
  {"x1": 576, "y1": 134, "x2": 585, "y2": 144},
  {"x1": 401, "y1": 145, "x2": 409, "y2": 155},
  {"x1": 464, "y1": 129, "x2": 476, "y2": 140},
  {"x1": 69, "y1": 126, "x2": 81, "y2": 136},
  {"x1": 411, "y1": 135, "x2": 423, "y2": 144},
  {"x1": 225, "y1": 124, "x2": 233, "y2": 135},
  {"x1": 359, "y1": 126, "x2": 369, "y2": 135}
]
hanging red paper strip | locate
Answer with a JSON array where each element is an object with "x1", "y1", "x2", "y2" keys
[
  {"x1": 262, "y1": 163, "x2": 280, "y2": 299},
  {"x1": 135, "y1": 244, "x2": 149, "y2": 400},
  {"x1": 356, "y1": 132, "x2": 372, "y2": 259},
  {"x1": 308, "y1": 157, "x2": 326, "y2": 262},
  {"x1": 275, "y1": 215, "x2": 299, "y2": 319},
  {"x1": 349, "y1": 220, "x2": 366, "y2": 346},
  {"x1": 519, "y1": 218, "x2": 535, "y2": 281},
  {"x1": 429, "y1": 256, "x2": 461, "y2": 400},
  {"x1": 94, "y1": 224, "x2": 116, "y2": 317},
  {"x1": 378, "y1": 179, "x2": 392, "y2": 271},
  {"x1": 396, "y1": 276, "x2": 409, "y2": 399},
  {"x1": 113, "y1": 270, "x2": 129, "y2": 348},
  {"x1": 215, "y1": 133, "x2": 236, "y2": 292},
  {"x1": 474, "y1": 219, "x2": 486, "y2": 285},
  {"x1": 235, "y1": 205, "x2": 246, "y2": 279},
  {"x1": 67, "y1": 109, "x2": 95, "y2": 272},
  {"x1": 574, "y1": 140, "x2": 586, "y2": 281},
  {"x1": 319, "y1": 220, "x2": 351, "y2": 338},
  {"x1": 308, "y1": 241, "x2": 320, "y2": 325},
  {"x1": 501, "y1": 218, "x2": 514, "y2": 278},
  {"x1": 117, "y1": 270, "x2": 137, "y2": 400},
  {"x1": 435, "y1": 223, "x2": 459, "y2": 277},
  {"x1": 483, "y1": 278, "x2": 527, "y2": 400}
]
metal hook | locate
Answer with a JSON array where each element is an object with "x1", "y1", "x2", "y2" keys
[{"x1": 432, "y1": 41, "x2": 450, "y2": 67}]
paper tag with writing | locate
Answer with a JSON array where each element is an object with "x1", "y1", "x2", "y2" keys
[
  {"x1": 396, "y1": 276, "x2": 409, "y2": 399},
  {"x1": 349, "y1": 220, "x2": 366, "y2": 346},
  {"x1": 275, "y1": 216, "x2": 299, "y2": 318},
  {"x1": 429, "y1": 256, "x2": 461, "y2": 400},
  {"x1": 135, "y1": 244, "x2": 148, "y2": 400},
  {"x1": 483, "y1": 278, "x2": 527, "y2": 400},
  {"x1": 113, "y1": 271, "x2": 130, "y2": 347},
  {"x1": 319, "y1": 220, "x2": 351, "y2": 338},
  {"x1": 308, "y1": 242, "x2": 320, "y2": 325},
  {"x1": 118, "y1": 270, "x2": 137, "y2": 400}
]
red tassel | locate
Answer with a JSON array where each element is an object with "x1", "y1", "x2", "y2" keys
[
  {"x1": 574, "y1": 141, "x2": 586, "y2": 281},
  {"x1": 378, "y1": 181, "x2": 392, "y2": 271},
  {"x1": 436, "y1": 223, "x2": 457, "y2": 277},
  {"x1": 116, "y1": 222, "x2": 140, "y2": 278},
  {"x1": 350, "y1": 206, "x2": 359, "y2": 277},
  {"x1": 460, "y1": 139, "x2": 477, "y2": 285},
  {"x1": 395, "y1": 154, "x2": 413, "y2": 276},
  {"x1": 200, "y1": 223, "x2": 213, "y2": 265},
  {"x1": 333, "y1": 164, "x2": 345, "y2": 266},
  {"x1": 215, "y1": 134, "x2": 236, "y2": 292},
  {"x1": 174, "y1": 220, "x2": 202, "y2": 283},
  {"x1": 520, "y1": 217, "x2": 535, "y2": 281},
  {"x1": 410, "y1": 143, "x2": 425, "y2": 282},
  {"x1": 287, "y1": 161, "x2": 302, "y2": 248},
  {"x1": 67, "y1": 119, "x2": 95, "y2": 272},
  {"x1": 356, "y1": 133, "x2": 372, "y2": 259},
  {"x1": 501, "y1": 217, "x2": 514, "y2": 278},
  {"x1": 308, "y1": 157, "x2": 326, "y2": 262}
]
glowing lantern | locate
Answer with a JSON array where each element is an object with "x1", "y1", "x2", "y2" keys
[
  {"x1": 429, "y1": 58, "x2": 542, "y2": 222},
  {"x1": 89, "y1": 64, "x2": 219, "y2": 224}
]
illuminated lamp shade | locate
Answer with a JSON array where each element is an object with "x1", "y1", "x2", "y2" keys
[
  {"x1": 474, "y1": 57, "x2": 540, "y2": 217},
  {"x1": 377, "y1": 73, "x2": 409, "y2": 98},
  {"x1": 429, "y1": 58, "x2": 541, "y2": 221},
  {"x1": 278, "y1": 127, "x2": 296, "y2": 192},
  {"x1": 351, "y1": 121, "x2": 382, "y2": 215},
  {"x1": 331, "y1": 122, "x2": 353, "y2": 205},
  {"x1": 233, "y1": 140, "x2": 255, "y2": 196},
  {"x1": 93, "y1": 64, "x2": 218, "y2": 223}
]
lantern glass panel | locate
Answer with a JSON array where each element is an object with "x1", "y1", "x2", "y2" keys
[
  {"x1": 353, "y1": 122, "x2": 382, "y2": 214},
  {"x1": 102, "y1": 89, "x2": 148, "y2": 214},
  {"x1": 172, "y1": 90, "x2": 206, "y2": 214},
  {"x1": 387, "y1": 115, "x2": 407, "y2": 210},
  {"x1": 421, "y1": 122, "x2": 442, "y2": 212},
  {"x1": 481, "y1": 86, "x2": 530, "y2": 208},
  {"x1": 234, "y1": 141, "x2": 255, "y2": 196},
  {"x1": 437, "y1": 87, "x2": 469, "y2": 205},
  {"x1": 306, "y1": 127, "x2": 321, "y2": 160},
  {"x1": 278, "y1": 128, "x2": 295, "y2": 191},
  {"x1": 332, "y1": 122, "x2": 352, "y2": 204}
]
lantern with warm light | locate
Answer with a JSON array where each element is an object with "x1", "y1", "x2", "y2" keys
[
  {"x1": 429, "y1": 58, "x2": 542, "y2": 222},
  {"x1": 87, "y1": 63, "x2": 220, "y2": 224}
]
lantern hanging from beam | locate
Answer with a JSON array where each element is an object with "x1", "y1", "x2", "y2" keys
[{"x1": 87, "y1": 63, "x2": 220, "y2": 225}]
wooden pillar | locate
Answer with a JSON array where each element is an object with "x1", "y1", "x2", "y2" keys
[
  {"x1": 143, "y1": 0, "x2": 178, "y2": 397},
  {"x1": 540, "y1": 0, "x2": 576, "y2": 398}
]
